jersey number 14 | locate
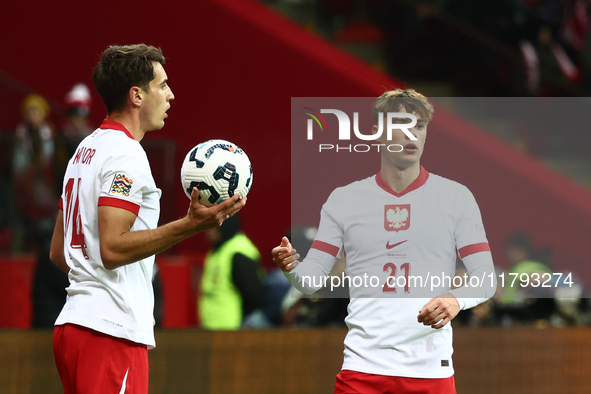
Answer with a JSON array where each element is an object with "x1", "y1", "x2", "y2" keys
[{"x1": 64, "y1": 178, "x2": 89, "y2": 259}]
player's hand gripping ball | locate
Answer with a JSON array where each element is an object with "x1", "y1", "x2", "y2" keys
[{"x1": 180, "y1": 139, "x2": 253, "y2": 206}]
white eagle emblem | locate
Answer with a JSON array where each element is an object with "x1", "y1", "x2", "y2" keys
[{"x1": 386, "y1": 206, "x2": 409, "y2": 229}]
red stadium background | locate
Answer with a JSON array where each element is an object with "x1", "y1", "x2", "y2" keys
[
  {"x1": 2, "y1": 1, "x2": 591, "y2": 393},
  {"x1": 1, "y1": 0, "x2": 591, "y2": 326}
]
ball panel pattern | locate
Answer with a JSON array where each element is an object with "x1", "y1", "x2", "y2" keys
[{"x1": 181, "y1": 139, "x2": 252, "y2": 206}]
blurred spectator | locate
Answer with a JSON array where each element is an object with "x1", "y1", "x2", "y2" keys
[
  {"x1": 497, "y1": 231, "x2": 556, "y2": 326},
  {"x1": 53, "y1": 83, "x2": 93, "y2": 192},
  {"x1": 280, "y1": 226, "x2": 349, "y2": 328},
  {"x1": 258, "y1": 226, "x2": 319, "y2": 327},
  {"x1": 309, "y1": 0, "x2": 591, "y2": 95},
  {"x1": 7, "y1": 93, "x2": 69, "y2": 328},
  {"x1": 32, "y1": 84, "x2": 95, "y2": 328},
  {"x1": 12, "y1": 94, "x2": 57, "y2": 251},
  {"x1": 550, "y1": 271, "x2": 590, "y2": 326},
  {"x1": 199, "y1": 214, "x2": 265, "y2": 330},
  {"x1": 517, "y1": 0, "x2": 588, "y2": 95}
]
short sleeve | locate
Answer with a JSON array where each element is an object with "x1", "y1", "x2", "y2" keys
[
  {"x1": 454, "y1": 186, "x2": 491, "y2": 258},
  {"x1": 98, "y1": 146, "x2": 151, "y2": 215}
]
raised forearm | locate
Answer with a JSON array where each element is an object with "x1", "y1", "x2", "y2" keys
[
  {"x1": 98, "y1": 190, "x2": 246, "y2": 270},
  {"x1": 99, "y1": 216, "x2": 197, "y2": 270}
]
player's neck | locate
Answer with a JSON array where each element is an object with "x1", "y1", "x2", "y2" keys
[
  {"x1": 106, "y1": 111, "x2": 146, "y2": 141},
  {"x1": 380, "y1": 162, "x2": 421, "y2": 193}
]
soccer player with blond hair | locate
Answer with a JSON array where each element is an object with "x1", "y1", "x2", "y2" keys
[{"x1": 273, "y1": 89, "x2": 496, "y2": 393}]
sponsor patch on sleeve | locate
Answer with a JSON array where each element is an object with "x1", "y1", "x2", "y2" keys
[{"x1": 109, "y1": 174, "x2": 133, "y2": 197}]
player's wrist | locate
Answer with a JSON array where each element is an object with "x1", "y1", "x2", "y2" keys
[
  {"x1": 176, "y1": 215, "x2": 201, "y2": 238},
  {"x1": 445, "y1": 292, "x2": 463, "y2": 310}
]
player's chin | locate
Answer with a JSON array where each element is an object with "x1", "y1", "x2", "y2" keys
[
  {"x1": 387, "y1": 155, "x2": 417, "y2": 167},
  {"x1": 155, "y1": 120, "x2": 166, "y2": 130},
  {"x1": 401, "y1": 151, "x2": 422, "y2": 164},
  {"x1": 146, "y1": 119, "x2": 166, "y2": 132}
]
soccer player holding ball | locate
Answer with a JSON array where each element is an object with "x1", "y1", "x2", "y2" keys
[
  {"x1": 50, "y1": 44, "x2": 245, "y2": 394},
  {"x1": 273, "y1": 90, "x2": 496, "y2": 394}
]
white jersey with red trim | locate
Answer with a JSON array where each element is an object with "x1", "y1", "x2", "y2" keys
[
  {"x1": 55, "y1": 120, "x2": 161, "y2": 348},
  {"x1": 288, "y1": 167, "x2": 495, "y2": 378}
]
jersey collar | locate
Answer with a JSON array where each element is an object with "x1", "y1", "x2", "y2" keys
[
  {"x1": 100, "y1": 119, "x2": 135, "y2": 140},
  {"x1": 376, "y1": 166, "x2": 429, "y2": 197}
]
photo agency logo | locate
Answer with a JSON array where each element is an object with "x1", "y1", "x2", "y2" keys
[{"x1": 302, "y1": 107, "x2": 418, "y2": 153}]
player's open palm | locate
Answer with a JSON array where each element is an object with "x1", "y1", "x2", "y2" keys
[
  {"x1": 417, "y1": 295, "x2": 460, "y2": 329},
  {"x1": 272, "y1": 237, "x2": 300, "y2": 272},
  {"x1": 186, "y1": 187, "x2": 246, "y2": 233}
]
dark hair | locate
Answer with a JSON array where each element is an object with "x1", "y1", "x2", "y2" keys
[{"x1": 92, "y1": 44, "x2": 165, "y2": 114}]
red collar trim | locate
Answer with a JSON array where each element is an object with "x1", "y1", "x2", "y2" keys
[
  {"x1": 376, "y1": 166, "x2": 429, "y2": 197},
  {"x1": 100, "y1": 119, "x2": 135, "y2": 140}
]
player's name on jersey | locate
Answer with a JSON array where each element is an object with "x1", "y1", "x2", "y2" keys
[{"x1": 72, "y1": 146, "x2": 96, "y2": 165}]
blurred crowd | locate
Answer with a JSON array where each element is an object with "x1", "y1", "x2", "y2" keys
[
  {"x1": 0, "y1": 84, "x2": 93, "y2": 253},
  {"x1": 272, "y1": 0, "x2": 591, "y2": 96},
  {"x1": 0, "y1": 84, "x2": 94, "y2": 327},
  {"x1": 455, "y1": 231, "x2": 590, "y2": 329}
]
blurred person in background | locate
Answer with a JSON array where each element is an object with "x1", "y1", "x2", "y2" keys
[
  {"x1": 497, "y1": 230, "x2": 556, "y2": 326},
  {"x1": 518, "y1": 0, "x2": 587, "y2": 95},
  {"x1": 9, "y1": 93, "x2": 65, "y2": 329},
  {"x1": 199, "y1": 214, "x2": 264, "y2": 330},
  {"x1": 13, "y1": 93, "x2": 64, "y2": 327},
  {"x1": 54, "y1": 83, "x2": 94, "y2": 192},
  {"x1": 281, "y1": 226, "x2": 349, "y2": 328},
  {"x1": 12, "y1": 93, "x2": 57, "y2": 252},
  {"x1": 33, "y1": 84, "x2": 95, "y2": 328},
  {"x1": 256, "y1": 227, "x2": 306, "y2": 327},
  {"x1": 551, "y1": 271, "x2": 590, "y2": 326}
]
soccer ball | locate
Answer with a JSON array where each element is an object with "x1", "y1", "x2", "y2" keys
[{"x1": 180, "y1": 139, "x2": 253, "y2": 206}]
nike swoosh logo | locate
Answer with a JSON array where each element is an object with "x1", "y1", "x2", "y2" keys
[{"x1": 386, "y1": 240, "x2": 407, "y2": 249}]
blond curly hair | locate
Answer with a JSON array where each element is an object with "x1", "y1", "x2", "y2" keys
[{"x1": 372, "y1": 89, "x2": 434, "y2": 125}]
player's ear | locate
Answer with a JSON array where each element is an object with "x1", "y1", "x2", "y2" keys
[
  {"x1": 372, "y1": 124, "x2": 378, "y2": 135},
  {"x1": 129, "y1": 86, "x2": 143, "y2": 108}
]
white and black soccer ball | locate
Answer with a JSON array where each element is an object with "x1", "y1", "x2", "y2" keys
[{"x1": 180, "y1": 139, "x2": 253, "y2": 206}]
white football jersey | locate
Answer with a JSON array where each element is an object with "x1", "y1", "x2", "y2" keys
[
  {"x1": 55, "y1": 120, "x2": 161, "y2": 348},
  {"x1": 289, "y1": 167, "x2": 494, "y2": 378}
]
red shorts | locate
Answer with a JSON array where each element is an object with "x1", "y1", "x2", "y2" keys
[
  {"x1": 53, "y1": 324, "x2": 149, "y2": 394},
  {"x1": 334, "y1": 370, "x2": 456, "y2": 394}
]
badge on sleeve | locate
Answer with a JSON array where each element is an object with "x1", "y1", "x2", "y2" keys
[{"x1": 109, "y1": 174, "x2": 133, "y2": 197}]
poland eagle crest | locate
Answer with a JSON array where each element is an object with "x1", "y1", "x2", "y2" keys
[{"x1": 384, "y1": 205, "x2": 410, "y2": 232}]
